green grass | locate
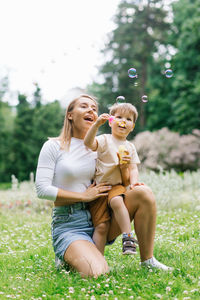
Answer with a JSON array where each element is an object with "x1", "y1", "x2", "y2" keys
[
  {"x1": 0, "y1": 182, "x2": 11, "y2": 190},
  {"x1": 0, "y1": 209, "x2": 199, "y2": 300},
  {"x1": 0, "y1": 171, "x2": 199, "y2": 299}
]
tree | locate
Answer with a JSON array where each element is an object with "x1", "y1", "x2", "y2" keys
[
  {"x1": 30, "y1": 100, "x2": 64, "y2": 176},
  {"x1": 11, "y1": 94, "x2": 35, "y2": 181},
  {"x1": 32, "y1": 82, "x2": 42, "y2": 109},
  {"x1": 11, "y1": 93, "x2": 64, "y2": 181},
  {"x1": 87, "y1": 0, "x2": 170, "y2": 135},
  {"x1": 167, "y1": 0, "x2": 200, "y2": 133},
  {"x1": 0, "y1": 102, "x2": 15, "y2": 182},
  {"x1": 0, "y1": 76, "x2": 14, "y2": 182}
]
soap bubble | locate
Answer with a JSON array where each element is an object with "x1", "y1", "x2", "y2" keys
[
  {"x1": 116, "y1": 96, "x2": 125, "y2": 103},
  {"x1": 142, "y1": 95, "x2": 148, "y2": 103},
  {"x1": 109, "y1": 116, "x2": 115, "y2": 124},
  {"x1": 165, "y1": 69, "x2": 173, "y2": 78},
  {"x1": 128, "y1": 68, "x2": 137, "y2": 78}
]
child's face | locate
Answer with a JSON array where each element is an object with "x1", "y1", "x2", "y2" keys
[{"x1": 110, "y1": 109, "x2": 135, "y2": 140}]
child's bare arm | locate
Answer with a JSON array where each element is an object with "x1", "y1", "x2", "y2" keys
[
  {"x1": 129, "y1": 164, "x2": 145, "y2": 189},
  {"x1": 129, "y1": 164, "x2": 139, "y2": 185},
  {"x1": 84, "y1": 122, "x2": 99, "y2": 151},
  {"x1": 120, "y1": 164, "x2": 130, "y2": 187},
  {"x1": 84, "y1": 113, "x2": 110, "y2": 151}
]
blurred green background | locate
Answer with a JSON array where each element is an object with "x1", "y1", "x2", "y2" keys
[{"x1": 0, "y1": 0, "x2": 200, "y2": 183}]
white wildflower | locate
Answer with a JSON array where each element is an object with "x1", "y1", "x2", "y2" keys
[{"x1": 69, "y1": 287, "x2": 74, "y2": 293}]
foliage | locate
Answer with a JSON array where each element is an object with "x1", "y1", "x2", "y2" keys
[
  {"x1": 0, "y1": 204, "x2": 199, "y2": 298},
  {"x1": 0, "y1": 75, "x2": 9, "y2": 100},
  {"x1": 147, "y1": 0, "x2": 200, "y2": 133},
  {"x1": 1, "y1": 0, "x2": 200, "y2": 182},
  {"x1": 30, "y1": 100, "x2": 64, "y2": 177},
  {"x1": 7, "y1": 90, "x2": 64, "y2": 182},
  {"x1": 0, "y1": 177, "x2": 53, "y2": 212},
  {"x1": 168, "y1": 0, "x2": 200, "y2": 133},
  {"x1": 140, "y1": 169, "x2": 200, "y2": 211},
  {"x1": 0, "y1": 171, "x2": 199, "y2": 297},
  {"x1": 0, "y1": 101, "x2": 15, "y2": 182},
  {"x1": 87, "y1": 0, "x2": 170, "y2": 135},
  {"x1": 0, "y1": 76, "x2": 14, "y2": 182},
  {"x1": 0, "y1": 182, "x2": 11, "y2": 190},
  {"x1": 87, "y1": 0, "x2": 200, "y2": 135},
  {"x1": 1, "y1": 170, "x2": 199, "y2": 213},
  {"x1": 11, "y1": 94, "x2": 36, "y2": 181},
  {"x1": 133, "y1": 128, "x2": 200, "y2": 172}
]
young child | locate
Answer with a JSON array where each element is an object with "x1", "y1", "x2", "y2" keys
[{"x1": 84, "y1": 102, "x2": 144, "y2": 255}]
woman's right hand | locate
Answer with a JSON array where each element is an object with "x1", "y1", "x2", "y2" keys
[{"x1": 82, "y1": 182, "x2": 112, "y2": 202}]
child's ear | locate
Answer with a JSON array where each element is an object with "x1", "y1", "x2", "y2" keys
[{"x1": 130, "y1": 123, "x2": 135, "y2": 132}]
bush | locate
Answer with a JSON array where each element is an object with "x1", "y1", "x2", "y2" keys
[
  {"x1": 0, "y1": 182, "x2": 12, "y2": 190},
  {"x1": 133, "y1": 128, "x2": 200, "y2": 172}
]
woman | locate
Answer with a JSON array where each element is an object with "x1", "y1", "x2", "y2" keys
[{"x1": 35, "y1": 94, "x2": 172, "y2": 277}]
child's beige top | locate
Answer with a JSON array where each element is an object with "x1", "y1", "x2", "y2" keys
[{"x1": 95, "y1": 134, "x2": 140, "y2": 185}]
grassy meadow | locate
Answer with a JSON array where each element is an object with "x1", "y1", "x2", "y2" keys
[{"x1": 0, "y1": 171, "x2": 200, "y2": 299}]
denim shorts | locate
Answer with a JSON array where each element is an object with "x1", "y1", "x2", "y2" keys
[{"x1": 51, "y1": 202, "x2": 94, "y2": 260}]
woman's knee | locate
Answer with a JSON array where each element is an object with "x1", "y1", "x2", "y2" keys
[
  {"x1": 127, "y1": 185, "x2": 156, "y2": 208},
  {"x1": 137, "y1": 186, "x2": 156, "y2": 208},
  {"x1": 64, "y1": 240, "x2": 109, "y2": 277},
  {"x1": 72, "y1": 255, "x2": 108, "y2": 278}
]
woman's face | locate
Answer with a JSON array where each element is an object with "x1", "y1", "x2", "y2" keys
[{"x1": 68, "y1": 97, "x2": 98, "y2": 138}]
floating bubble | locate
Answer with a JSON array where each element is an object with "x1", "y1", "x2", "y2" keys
[
  {"x1": 116, "y1": 96, "x2": 126, "y2": 103},
  {"x1": 134, "y1": 82, "x2": 138, "y2": 87},
  {"x1": 142, "y1": 95, "x2": 148, "y2": 103},
  {"x1": 165, "y1": 69, "x2": 173, "y2": 78},
  {"x1": 128, "y1": 68, "x2": 137, "y2": 78}
]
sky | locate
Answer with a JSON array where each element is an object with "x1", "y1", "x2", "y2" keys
[{"x1": 0, "y1": 0, "x2": 121, "y2": 105}]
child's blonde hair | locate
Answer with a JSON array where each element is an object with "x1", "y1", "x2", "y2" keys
[{"x1": 109, "y1": 102, "x2": 138, "y2": 123}]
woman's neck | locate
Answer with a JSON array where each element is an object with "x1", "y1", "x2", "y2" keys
[{"x1": 72, "y1": 129, "x2": 86, "y2": 140}]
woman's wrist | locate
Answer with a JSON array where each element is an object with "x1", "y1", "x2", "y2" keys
[{"x1": 56, "y1": 188, "x2": 86, "y2": 203}]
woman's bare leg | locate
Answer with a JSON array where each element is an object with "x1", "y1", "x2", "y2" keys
[
  {"x1": 108, "y1": 185, "x2": 157, "y2": 261},
  {"x1": 64, "y1": 240, "x2": 109, "y2": 277}
]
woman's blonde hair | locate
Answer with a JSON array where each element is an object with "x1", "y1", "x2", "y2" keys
[
  {"x1": 51, "y1": 94, "x2": 97, "y2": 150},
  {"x1": 109, "y1": 102, "x2": 138, "y2": 123}
]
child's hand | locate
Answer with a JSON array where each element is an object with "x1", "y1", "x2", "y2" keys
[
  {"x1": 117, "y1": 152, "x2": 131, "y2": 168},
  {"x1": 96, "y1": 113, "x2": 110, "y2": 126},
  {"x1": 130, "y1": 182, "x2": 145, "y2": 189}
]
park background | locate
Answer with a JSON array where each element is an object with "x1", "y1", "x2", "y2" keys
[{"x1": 0, "y1": 0, "x2": 200, "y2": 299}]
